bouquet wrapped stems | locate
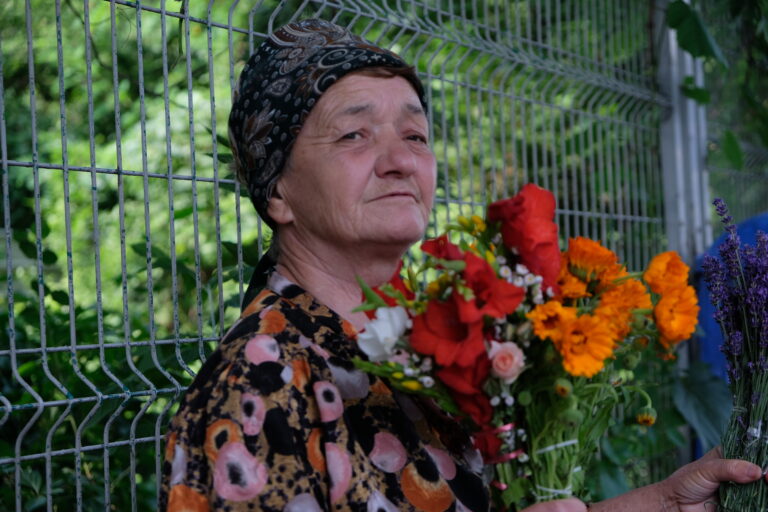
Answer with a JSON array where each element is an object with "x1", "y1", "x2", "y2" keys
[
  {"x1": 719, "y1": 373, "x2": 768, "y2": 510},
  {"x1": 703, "y1": 199, "x2": 768, "y2": 510}
]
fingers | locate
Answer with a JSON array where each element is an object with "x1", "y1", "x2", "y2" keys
[
  {"x1": 520, "y1": 498, "x2": 587, "y2": 512},
  {"x1": 699, "y1": 458, "x2": 762, "y2": 484}
]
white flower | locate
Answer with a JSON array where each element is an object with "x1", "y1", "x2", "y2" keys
[
  {"x1": 515, "y1": 263, "x2": 529, "y2": 275},
  {"x1": 524, "y1": 274, "x2": 537, "y2": 286},
  {"x1": 419, "y1": 376, "x2": 434, "y2": 388},
  {"x1": 357, "y1": 306, "x2": 410, "y2": 362},
  {"x1": 513, "y1": 276, "x2": 525, "y2": 288},
  {"x1": 499, "y1": 265, "x2": 513, "y2": 280}
]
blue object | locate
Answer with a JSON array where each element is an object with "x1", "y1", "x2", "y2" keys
[{"x1": 694, "y1": 212, "x2": 768, "y2": 380}]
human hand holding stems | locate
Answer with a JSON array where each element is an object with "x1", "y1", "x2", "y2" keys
[
  {"x1": 585, "y1": 447, "x2": 763, "y2": 512},
  {"x1": 519, "y1": 447, "x2": 766, "y2": 512}
]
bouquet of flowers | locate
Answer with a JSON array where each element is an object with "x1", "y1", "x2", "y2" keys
[
  {"x1": 703, "y1": 199, "x2": 768, "y2": 511},
  {"x1": 354, "y1": 184, "x2": 699, "y2": 509}
]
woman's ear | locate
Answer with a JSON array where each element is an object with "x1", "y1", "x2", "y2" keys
[{"x1": 266, "y1": 179, "x2": 294, "y2": 226}]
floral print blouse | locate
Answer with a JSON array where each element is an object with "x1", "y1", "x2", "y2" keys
[{"x1": 159, "y1": 272, "x2": 490, "y2": 512}]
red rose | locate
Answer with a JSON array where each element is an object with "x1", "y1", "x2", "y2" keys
[
  {"x1": 487, "y1": 184, "x2": 561, "y2": 293},
  {"x1": 459, "y1": 252, "x2": 525, "y2": 322},
  {"x1": 473, "y1": 429, "x2": 504, "y2": 460},
  {"x1": 410, "y1": 296, "x2": 485, "y2": 367},
  {"x1": 436, "y1": 352, "x2": 490, "y2": 395},
  {"x1": 437, "y1": 353, "x2": 493, "y2": 427},
  {"x1": 453, "y1": 392, "x2": 493, "y2": 428},
  {"x1": 421, "y1": 234, "x2": 464, "y2": 261}
]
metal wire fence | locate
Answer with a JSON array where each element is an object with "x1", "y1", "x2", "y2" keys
[{"x1": 2, "y1": 0, "x2": 673, "y2": 509}]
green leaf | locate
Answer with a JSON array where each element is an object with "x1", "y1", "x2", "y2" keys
[
  {"x1": 673, "y1": 362, "x2": 732, "y2": 451},
  {"x1": 356, "y1": 276, "x2": 389, "y2": 309},
  {"x1": 173, "y1": 206, "x2": 194, "y2": 220},
  {"x1": 204, "y1": 125, "x2": 232, "y2": 149},
  {"x1": 680, "y1": 75, "x2": 710, "y2": 104},
  {"x1": 204, "y1": 151, "x2": 233, "y2": 164},
  {"x1": 18, "y1": 238, "x2": 37, "y2": 260},
  {"x1": 51, "y1": 290, "x2": 70, "y2": 305},
  {"x1": 221, "y1": 240, "x2": 261, "y2": 267},
  {"x1": 667, "y1": 0, "x2": 728, "y2": 67},
  {"x1": 42, "y1": 249, "x2": 57, "y2": 265},
  {"x1": 721, "y1": 130, "x2": 744, "y2": 170}
]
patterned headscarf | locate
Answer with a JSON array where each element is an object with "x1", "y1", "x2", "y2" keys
[{"x1": 228, "y1": 18, "x2": 427, "y2": 227}]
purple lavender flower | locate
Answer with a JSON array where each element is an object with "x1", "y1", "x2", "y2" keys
[
  {"x1": 714, "y1": 198, "x2": 736, "y2": 234},
  {"x1": 713, "y1": 199, "x2": 744, "y2": 286},
  {"x1": 729, "y1": 331, "x2": 744, "y2": 357},
  {"x1": 703, "y1": 254, "x2": 734, "y2": 335}
]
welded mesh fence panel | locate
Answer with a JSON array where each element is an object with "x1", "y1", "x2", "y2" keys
[
  {"x1": 1, "y1": 0, "x2": 669, "y2": 509},
  {"x1": 707, "y1": 128, "x2": 768, "y2": 225}
]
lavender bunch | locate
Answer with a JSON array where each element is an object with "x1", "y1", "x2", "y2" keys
[{"x1": 703, "y1": 199, "x2": 768, "y2": 511}]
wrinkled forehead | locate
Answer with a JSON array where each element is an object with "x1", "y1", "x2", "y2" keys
[{"x1": 305, "y1": 73, "x2": 428, "y2": 130}]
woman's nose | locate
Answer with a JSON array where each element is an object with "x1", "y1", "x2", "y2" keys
[{"x1": 373, "y1": 132, "x2": 424, "y2": 178}]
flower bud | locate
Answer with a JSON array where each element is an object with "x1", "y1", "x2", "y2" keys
[
  {"x1": 624, "y1": 353, "x2": 641, "y2": 370},
  {"x1": 559, "y1": 408, "x2": 584, "y2": 428},
  {"x1": 457, "y1": 216, "x2": 473, "y2": 229},
  {"x1": 554, "y1": 378, "x2": 573, "y2": 398},
  {"x1": 518, "y1": 391, "x2": 533, "y2": 406},
  {"x1": 636, "y1": 406, "x2": 657, "y2": 426}
]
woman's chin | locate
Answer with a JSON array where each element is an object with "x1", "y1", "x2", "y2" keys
[{"x1": 360, "y1": 225, "x2": 425, "y2": 252}]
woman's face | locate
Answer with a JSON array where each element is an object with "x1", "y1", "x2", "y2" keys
[{"x1": 272, "y1": 73, "x2": 437, "y2": 253}]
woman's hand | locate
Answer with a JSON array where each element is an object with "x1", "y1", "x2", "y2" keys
[
  {"x1": 590, "y1": 446, "x2": 764, "y2": 511},
  {"x1": 659, "y1": 446, "x2": 763, "y2": 511},
  {"x1": 520, "y1": 498, "x2": 587, "y2": 512}
]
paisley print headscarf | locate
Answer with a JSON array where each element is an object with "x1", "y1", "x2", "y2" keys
[{"x1": 228, "y1": 18, "x2": 427, "y2": 227}]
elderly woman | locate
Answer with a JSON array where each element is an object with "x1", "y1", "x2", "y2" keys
[{"x1": 159, "y1": 19, "x2": 763, "y2": 512}]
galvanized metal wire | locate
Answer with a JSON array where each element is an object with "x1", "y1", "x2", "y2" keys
[{"x1": 1, "y1": 0, "x2": 672, "y2": 509}]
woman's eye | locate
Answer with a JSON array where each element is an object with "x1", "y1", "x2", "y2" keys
[
  {"x1": 407, "y1": 134, "x2": 428, "y2": 144},
  {"x1": 341, "y1": 131, "x2": 362, "y2": 140}
]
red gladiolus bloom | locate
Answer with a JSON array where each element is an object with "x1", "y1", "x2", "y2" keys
[
  {"x1": 410, "y1": 296, "x2": 485, "y2": 367},
  {"x1": 487, "y1": 184, "x2": 561, "y2": 293},
  {"x1": 459, "y1": 252, "x2": 525, "y2": 322},
  {"x1": 421, "y1": 234, "x2": 464, "y2": 261}
]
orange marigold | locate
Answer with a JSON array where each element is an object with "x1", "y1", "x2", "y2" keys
[
  {"x1": 595, "y1": 279, "x2": 652, "y2": 340},
  {"x1": 527, "y1": 301, "x2": 578, "y2": 343},
  {"x1": 557, "y1": 254, "x2": 590, "y2": 299},
  {"x1": 643, "y1": 251, "x2": 690, "y2": 295},
  {"x1": 596, "y1": 262, "x2": 629, "y2": 292},
  {"x1": 566, "y1": 237, "x2": 618, "y2": 282},
  {"x1": 600, "y1": 278, "x2": 653, "y2": 311},
  {"x1": 594, "y1": 303, "x2": 631, "y2": 341},
  {"x1": 654, "y1": 285, "x2": 699, "y2": 349},
  {"x1": 556, "y1": 314, "x2": 616, "y2": 378}
]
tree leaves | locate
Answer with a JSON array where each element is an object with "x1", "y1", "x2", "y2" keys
[
  {"x1": 721, "y1": 130, "x2": 745, "y2": 170},
  {"x1": 680, "y1": 75, "x2": 711, "y2": 104},
  {"x1": 667, "y1": 0, "x2": 728, "y2": 67}
]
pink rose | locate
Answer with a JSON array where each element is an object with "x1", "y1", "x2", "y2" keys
[{"x1": 488, "y1": 341, "x2": 526, "y2": 384}]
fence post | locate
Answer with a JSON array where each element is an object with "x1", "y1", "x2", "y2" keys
[
  {"x1": 657, "y1": 0, "x2": 712, "y2": 266},
  {"x1": 656, "y1": 0, "x2": 713, "y2": 467}
]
